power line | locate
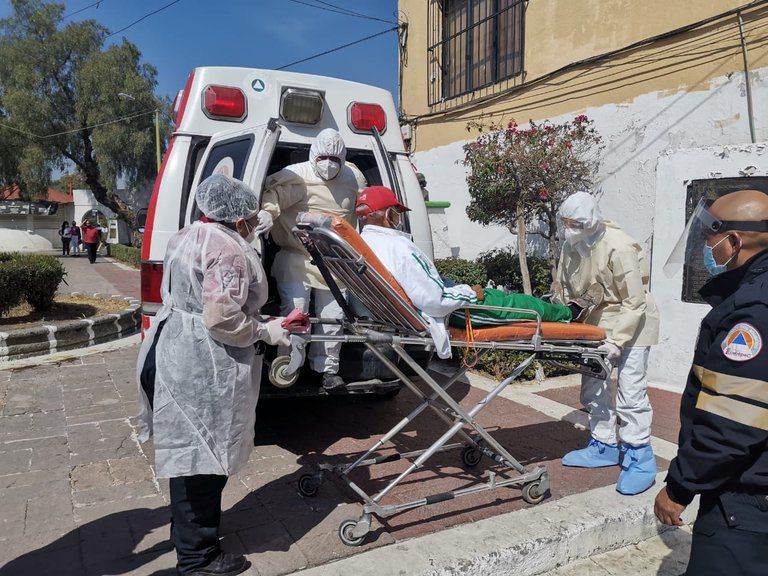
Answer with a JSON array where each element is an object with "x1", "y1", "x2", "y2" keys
[
  {"x1": 106, "y1": 0, "x2": 183, "y2": 38},
  {"x1": 277, "y1": 25, "x2": 399, "y2": 70},
  {"x1": 405, "y1": 0, "x2": 768, "y2": 122},
  {"x1": 284, "y1": 0, "x2": 398, "y2": 25},
  {"x1": 62, "y1": 0, "x2": 107, "y2": 20},
  {"x1": 313, "y1": 0, "x2": 396, "y2": 23},
  {"x1": 0, "y1": 108, "x2": 156, "y2": 141}
]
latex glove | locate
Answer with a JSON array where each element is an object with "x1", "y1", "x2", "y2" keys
[
  {"x1": 598, "y1": 342, "x2": 622, "y2": 364},
  {"x1": 262, "y1": 318, "x2": 290, "y2": 347},
  {"x1": 253, "y1": 210, "x2": 273, "y2": 236}
]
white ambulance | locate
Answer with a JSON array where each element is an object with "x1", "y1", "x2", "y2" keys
[{"x1": 140, "y1": 67, "x2": 433, "y2": 396}]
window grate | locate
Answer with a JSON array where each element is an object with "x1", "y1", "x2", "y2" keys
[{"x1": 427, "y1": 0, "x2": 525, "y2": 106}]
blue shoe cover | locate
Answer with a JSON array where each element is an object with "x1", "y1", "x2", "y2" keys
[
  {"x1": 616, "y1": 444, "x2": 657, "y2": 495},
  {"x1": 562, "y1": 438, "x2": 620, "y2": 468}
]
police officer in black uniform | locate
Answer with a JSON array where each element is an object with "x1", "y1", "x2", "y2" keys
[{"x1": 655, "y1": 189, "x2": 768, "y2": 575}]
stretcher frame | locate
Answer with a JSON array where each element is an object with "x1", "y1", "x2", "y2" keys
[{"x1": 270, "y1": 222, "x2": 610, "y2": 546}]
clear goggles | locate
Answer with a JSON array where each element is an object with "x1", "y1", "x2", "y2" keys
[{"x1": 663, "y1": 198, "x2": 768, "y2": 277}]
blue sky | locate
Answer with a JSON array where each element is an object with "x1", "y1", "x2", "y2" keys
[{"x1": 0, "y1": 0, "x2": 400, "y2": 101}]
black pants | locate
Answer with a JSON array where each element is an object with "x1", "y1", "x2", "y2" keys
[
  {"x1": 170, "y1": 474, "x2": 229, "y2": 574},
  {"x1": 686, "y1": 493, "x2": 768, "y2": 575},
  {"x1": 84, "y1": 242, "x2": 98, "y2": 263},
  {"x1": 61, "y1": 237, "x2": 70, "y2": 255}
]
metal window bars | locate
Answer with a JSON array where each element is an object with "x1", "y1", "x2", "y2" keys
[{"x1": 427, "y1": 0, "x2": 526, "y2": 106}]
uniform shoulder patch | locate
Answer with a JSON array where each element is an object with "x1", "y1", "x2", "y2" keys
[{"x1": 721, "y1": 323, "x2": 763, "y2": 362}]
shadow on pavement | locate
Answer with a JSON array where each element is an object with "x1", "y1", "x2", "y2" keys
[{"x1": 1, "y1": 374, "x2": 594, "y2": 576}]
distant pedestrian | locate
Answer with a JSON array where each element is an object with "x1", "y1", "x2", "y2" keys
[
  {"x1": 58, "y1": 221, "x2": 72, "y2": 256},
  {"x1": 80, "y1": 218, "x2": 102, "y2": 264},
  {"x1": 70, "y1": 223, "x2": 81, "y2": 256}
]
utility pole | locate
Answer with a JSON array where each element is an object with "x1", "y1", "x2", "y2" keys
[{"x1": 154, "y1": 108, "x2": 162, "y2": 173}]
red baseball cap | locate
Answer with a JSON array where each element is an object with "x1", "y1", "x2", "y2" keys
[{"x1": 356, "y1": 186, "x2": 411, "y2": 217}]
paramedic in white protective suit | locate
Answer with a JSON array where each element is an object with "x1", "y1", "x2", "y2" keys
[
  {"x1": 136, "y1": 174, "x2": 289, "y2": 576},
  {"x1": 260, "y1": 128, "x2": 367, "y2": 391},
  {"x1": 556, "y1": 191, "x2": 660, "y2": 496}
]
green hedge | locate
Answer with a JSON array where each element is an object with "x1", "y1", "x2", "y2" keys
[
  {"x1": 477, "y1": 249, "x2": 553, "y2": 296},
  {"x1": 110, "y1": 244, "x2": 141, "y2": 268},
  {"x1": 0, "y1": 253, "x2": 65, "y2": 316},
  {"x1": 434, "y1": 258, "x2": 488, "y2": 286}
]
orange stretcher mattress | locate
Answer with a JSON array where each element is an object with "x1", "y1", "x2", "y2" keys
[{"x1": 450, "y1": 322, "x2": 606, "y2": 342}]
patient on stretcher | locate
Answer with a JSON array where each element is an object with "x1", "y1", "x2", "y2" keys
[{"x1": 351, "y1": 187, "x2": 592, "y2": 358}]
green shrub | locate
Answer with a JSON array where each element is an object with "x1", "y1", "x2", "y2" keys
[
  {"x1": 0, "y1": 252, "x2": 65, "y2": 315},
  {"x1": 434, "y1": 258, "x2": 487, "y2": 287},
  {"x1": 0, "y1": 259, "x2": 24, "y2": 316},
  {"x1": 464, "y1": 349, "x2": 570, "y2": 381},
  {"x1": 477, "y1": 249, "x2": 553, "y2": 296},
  {"x1": 110, "y1": 244, "x2": 141, "y2": 268}
]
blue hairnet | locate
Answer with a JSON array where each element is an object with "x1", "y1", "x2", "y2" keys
[{"x1": 196, "y1": 174, "x2": 260, "y2": 222}]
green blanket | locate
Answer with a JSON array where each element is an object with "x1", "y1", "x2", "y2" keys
[{"x1": 448, "y1": 288, "x2": 572, "y2": 328}]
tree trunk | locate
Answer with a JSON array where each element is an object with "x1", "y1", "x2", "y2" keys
[
  {"x1": 547, "y1": 214, "x2": 559, "y2": 283},
  {"x1": 79, "y1": 130, "x2": 137, "y2": 234},
  {"x1": 516, "y1": 205, "x2": 532, "y2": 295}
]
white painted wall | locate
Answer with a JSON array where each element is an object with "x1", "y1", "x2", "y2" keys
[
  {"x1": 649, "y1": 143, "x2": 768, "y2": 389},
  {"x1": 411, "y1": 67, "x2": 768, "y2": 390},
  {"x1": 0, "y1": 204, "x2": 75, "y2": 252},
  {"x1": 412, "y1": 68, "x2": 768, "y2": 261}
]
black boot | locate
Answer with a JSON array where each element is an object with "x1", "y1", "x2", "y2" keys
[
  {"x1": 187, "y1": 553, "x2": 249, "y2": 576},
  {"x1": 321, "y1": 373, "x2": 346, "y2": 391}
]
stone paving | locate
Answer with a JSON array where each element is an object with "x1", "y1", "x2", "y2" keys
[{"x1": 0, "y1": 341, "x2": 684, "y2": 576}]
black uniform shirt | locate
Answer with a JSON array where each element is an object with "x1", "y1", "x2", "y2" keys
[{"x1": 666, "y1": 248, "x2": 768, "y2": 507}]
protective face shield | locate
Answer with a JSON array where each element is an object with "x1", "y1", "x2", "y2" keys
[
  {"x1": 557, "y1": 192, "x2": 605, "y2": 256},
  {"x1": 310, "y1": 129, "x2": 346, "y2": 180},
  {"x1": 664, "y1": 198, "x2": 768, "y2": 278}
]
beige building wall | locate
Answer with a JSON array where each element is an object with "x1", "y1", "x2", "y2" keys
[
  {"x1": 398, "y1": 1, "x2": 768, "y2": 390},
  {"x1": 400, "y1": 0, "x2": 768, "y2": 151}
]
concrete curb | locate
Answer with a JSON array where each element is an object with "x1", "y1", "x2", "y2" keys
[
  {"x1": 294, "y1": 472, "x2": 697, "y2": 576},
  {"x1": 0, "y1": 293, "x2": 141, "y2": 362}
]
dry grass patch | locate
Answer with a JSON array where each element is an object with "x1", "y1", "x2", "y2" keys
[{"x1": 0, "y1": 295, "x2": 130, "y2": 331}]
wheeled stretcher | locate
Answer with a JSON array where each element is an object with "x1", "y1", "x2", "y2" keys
[{"x1": 268, "y1": 214, "x2": 610, "y2": 546}]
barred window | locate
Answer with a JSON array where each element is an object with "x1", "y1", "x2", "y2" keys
[{"x1": 429, "y1": 0, "x2": 525, "y2": 105}]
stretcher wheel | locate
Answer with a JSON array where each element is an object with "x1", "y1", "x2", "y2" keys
[
  {"x1": 522, "y1": 481, "x2": 547, "y2": 505},
  {"x1": 298, "y1": 473, "x2": 320, "y2": 497},
  {"x1": 461, "y1": 446, "x2": 483, "y2": 468},
  {"x1": 338, "y1": 518, "x2": 366, "y2": 547},
  {"x1": 269, "y1": 356, "x2": 299, "y2": 388}
]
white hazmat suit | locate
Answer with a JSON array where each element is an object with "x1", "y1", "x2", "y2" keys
[
  {"x1": 136, "y1": 175, "x2": 282, "y2": 478},
  {"x1": 261, "y1": 129, "x2": 366, "y2": 376},
  {"x1": 556, "y1": 192, "x2": 660, "y2": 495}
]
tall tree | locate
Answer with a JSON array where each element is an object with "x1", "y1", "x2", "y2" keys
[{"x1": 0, "y1": 0, "x2": 170, "y2": 221}]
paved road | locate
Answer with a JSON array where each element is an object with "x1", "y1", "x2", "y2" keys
[{"x1": 56, "y1": 254, "x2": 140, "y2": 300}]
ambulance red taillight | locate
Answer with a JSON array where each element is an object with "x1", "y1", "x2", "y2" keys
[
  {"x1": 348, "y1": 102, "x2": 386, "y2": 134},
  {"x1": 140, "y1": 262, "x2": 164, "y2": 316},
  {"x1": 203, "y1": 85, "x2": 247, "y2": 122}
]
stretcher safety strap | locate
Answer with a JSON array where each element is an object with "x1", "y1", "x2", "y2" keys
[{"x1": 462, "y1": 309, "x2": 479, "y2": 368}]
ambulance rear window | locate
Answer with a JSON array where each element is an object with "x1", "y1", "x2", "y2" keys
[{"x1": 191, "y1": 135, "x2": 254, "y2": 221}]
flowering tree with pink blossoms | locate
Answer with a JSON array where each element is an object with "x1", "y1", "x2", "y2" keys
[{"x1": 462, "y1": 115, "x2": 603, "y2": 293}]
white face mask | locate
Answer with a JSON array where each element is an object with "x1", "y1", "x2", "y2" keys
[{"x1": 315, "y1": 159, "x2": 341, "y2": 181}]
